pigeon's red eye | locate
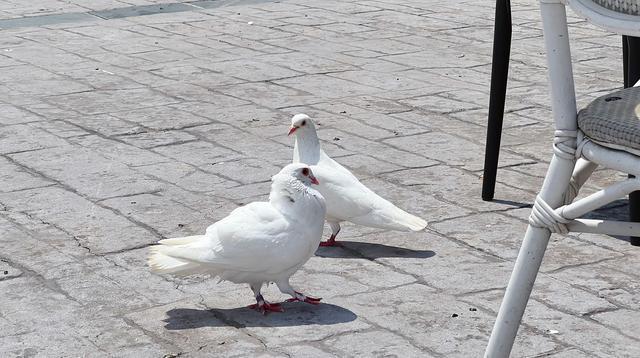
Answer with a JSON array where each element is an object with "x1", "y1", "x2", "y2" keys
[{"x1": 302, "y1": 168, "x2": 309, "y2": 176}]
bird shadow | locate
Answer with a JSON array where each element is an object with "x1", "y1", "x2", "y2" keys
[
  {"x1": 316, "y1": 241, "x2": 436, "y2": 260},
  {"x1": 163, "y1": 302, "x2": 357, "y2": 329}
]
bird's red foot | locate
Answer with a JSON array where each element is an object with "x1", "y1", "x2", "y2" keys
[
  {"x1": 248, "y1": 301, "x2": 284, "y2": 314},
  {"x1": 286, "y1": 291, "x2": 322, "y2": 305},
  {"x1": 319, "y1": 237, "x2": 342, "y2": 247}
]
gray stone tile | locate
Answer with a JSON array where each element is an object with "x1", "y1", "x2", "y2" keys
[
  {"x1": 0, "y1": 1, "x2": 636, "y2": 356},
  {"x1": 317, "y1": 127, "x2": 438, "y2": 168},
  {"x1": 332, "y1": 283, "x2": 558, "y2": 357},
  {"x1": 216, "y1": 81, "x2": 318, "y2": 108},
  {"x1": 204, "y1": 58, "x2": 301, "y2": 82},
  {"x1": 45, "y1": 88, "x2": 179, "y2": 115},
  {"x1": 384, "y1": 132, "x2": 534, "y2": 171},
  {"x1": 110, "y1": 104, "x2": 213, "y2": 130},
  {"x1": 0, "y1": 156, "x2": 53, "y2": 192},
  {"x1": 258, "y1": 51, "x2": 358, "y2": 74},
  {"x1": 274, "y1": 74, "x2": 382, "y2": 99},
  {"x1": 465, "y1": 289, "x2": 639, "y2": 358},
  {"x1": 9, "y1": 145, "x2": 164, "y2": 200},
  {"x1": 117, "y1": 130, "x2": 197, "y2": 149},
  {"x1": 0, "y1": 278, "x2": 99, "y2": 357},
  {"x1": 0, "y1": 123, "x2": 69, "y2": 154},
  {"x1": 152, "y1": 140, "x2": 242, "y2": 167},
  {"x1": 185, "y1": 122, "x2": 293, "y2": 161},
  {"x1": 0, "y1": 259, "x2": 22, "y2": 281},
  {"x1": 591, "y1": 309, "x2": 640, "y2": 337},
  {"x1": 0, "y1": 103, "x2": 42, "y2": 125},
  {"x1": 66, "y1": 114, "x2": 146, "y2": 136},
  {"x1": 30, "y1": 120, "x2": 88, "y2": 138},
  {"x1": 101, "y1": 192, "x2": 216, "y2": 238},
  {"x1": 323, "y1": 330, "x2": 434, "y2": 357},
  {"x1": 551, "y1": 261, "x2": 640, "y2": 310},
  {"x1": 532, "y1": 276, "x2": 617, "y2": 316},
  {"x1": 125, "y1": 299, "x2": 274, "y2": 356},
  {"x1": 380, "y1": 165, "x2": 533, "y2": 212},
  {"x1": 0, "y1": 187, "x2": 157, "y2": 254},
  {"x1": 432, "y1": 212, "x2": 623, "y2": 270}
]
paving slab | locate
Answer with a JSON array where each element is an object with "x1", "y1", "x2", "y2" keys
[{"x1": 1, "y1": 0, "x2": 639, "y2": 357}]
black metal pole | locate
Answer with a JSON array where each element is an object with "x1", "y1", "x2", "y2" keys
[
  {"x1": 624, "y1": 36, "x2": 640, "y2": 246},
  {"x1": 482, "y1": 0, "x2": 512, "y2": 201},
  {"x1": 623, "y1": 36, "x2": 630, "y2": 88}
]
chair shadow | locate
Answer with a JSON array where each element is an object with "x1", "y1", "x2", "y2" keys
[
  {"x1": 316, "y1": 241, "x2": 436, "y2": 260},
  {"x1": 583, "y1": 199, "x2": 632, "y2": 242},
  {"x1": 164, "y1": 302, "x2": 357, "y2": 329},
  {"x1": 584, "y1": 199, "x2": 628, "y2": 220},
  {"x1": 490, "y1": 199, "x2": 532, "y2": 208}
]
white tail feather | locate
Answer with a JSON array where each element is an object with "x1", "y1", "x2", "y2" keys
[
  {"x1": 148, "y1": 235, "x2": 207, "y2": 276},
  {"x1": 400, "y1": 212, "x2": 428, "y2": 231},
  {"x1": 158, "y1": 235, "x2": 203, "y2": 245},
  {"x1": 353, "y1": 203, "x2": 428, "y2": 232},
  {"x1": 384, "y1": 204, "x2": 428, "y2": 231}
]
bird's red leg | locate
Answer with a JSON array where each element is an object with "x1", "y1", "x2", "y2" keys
[
  {"x1": 248, "y1": 294, "x2": 284, "y2": 314},
  {"x1": 286, "y1": 291, "x2": 322, "y2": 305},
  {"x1": 319, "y1": 234, "x2": 342, "y2": 247}
]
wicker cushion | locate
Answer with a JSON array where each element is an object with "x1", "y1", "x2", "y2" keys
[
  {"x1": 578, "y1": 86, "x2": 640, "y2": 151},
  {"x1": 593, "y1": 0, "x2": 640, "y2": 15}
]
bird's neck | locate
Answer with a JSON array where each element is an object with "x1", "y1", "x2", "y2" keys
[
  {"x1": 269, "y1": 177, "x2": 322, "y2": 215},
  {"x1": 294, "y1": 130, "x2": 321, "y2": 165},
  {"x1": 270, "y1": 177, "x2": 305, "y2": 206}
]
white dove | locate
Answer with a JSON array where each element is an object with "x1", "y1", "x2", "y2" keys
[
  {"x1": 288, "y1": 113, "x2": 428, "y2": 247},
  {"x1": 148, "y1": 163, "x2": 326, "y2": 314}
]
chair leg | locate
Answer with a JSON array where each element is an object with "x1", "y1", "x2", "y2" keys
[
  {"x1": 486, "y1": 148, "x2": 577, "y2": 357},
  {"x1": 624, "y1": 35, "x2": 640, "y2": 246},
  {"x1": 630, "y1": 191, "x2": 640, "y2": 246},
  {"x1": 484, "y1": 225, "x2": 552, "y2": 358},
  {"x1": 482, "y1": 0, "x2": 512, "y2": 201}
]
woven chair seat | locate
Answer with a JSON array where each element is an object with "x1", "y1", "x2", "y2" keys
[
  {"x1": 593, "y1": 0, "x2": 640, "y2": 15},
  {"x1": 578, "y1": 86, "x2": 640, "y2": 152}
]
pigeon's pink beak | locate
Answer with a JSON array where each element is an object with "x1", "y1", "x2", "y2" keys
[
  {"x1": 310, "y1": 176, "x2": 319, "y2": 185},
  {"x1": 288, "y1": 126, "x2": 297, "y2": 136}
]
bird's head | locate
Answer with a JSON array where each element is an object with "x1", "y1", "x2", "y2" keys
[
  {"x1": 277, "y1": 163, "x2": 319, "y2": 186},
  {"x1": 288, "y1": 113, "x2": 314, "y2": 136}
]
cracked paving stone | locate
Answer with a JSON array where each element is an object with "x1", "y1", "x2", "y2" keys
[
  {"x1": 0, "y1": 187, "x2": 157, "y2": 254},
  {"x1": 0, "y1": 156, "x2": 54, "y2": 193},
  {"x1": 467, "y1": 290, "x2": 640, "y2": 358},
  {"x1": 0, "y1": 259, "x2": 22, "y2": 281},
  {"x1": 323, "y1": 329, "x2": 436, "y2": 357},
  {"x1": 0, "y1": 124, "x2": 69, "y2": 154},
  {"x1": 332, "y1": 283, "x2": 558, "y2": 357},
  {"x1": 432, "y1": 212, "x2": 623, "y2": 270},
  {"x1": 9, "y1": 145, "x2": 165, "y2": 200},
  {"x1": 126, "y1": 300, "x2": 269, "y2": 356}
]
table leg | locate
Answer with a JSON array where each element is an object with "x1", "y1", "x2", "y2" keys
[
  {"x1": 482, "y1": 0, "x2": 512, "y2": 201},
  {"x1": 624, "y1": 35, "x2": 640, "y2": 246}
]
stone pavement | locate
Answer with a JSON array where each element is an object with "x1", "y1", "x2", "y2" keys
[{"x1": 0, "y1": 0, "x2": 638, "y2": 356}]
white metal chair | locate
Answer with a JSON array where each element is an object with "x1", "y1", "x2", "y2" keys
[{"x1": 484, "y1": 1, "x2": 640, "y2": 357}]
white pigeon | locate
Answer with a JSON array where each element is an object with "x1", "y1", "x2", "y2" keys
[
  {"x1": 148, "y1": 163, "x2": 326, "y2": 314},
  {"x1": 288, "y1": 113, "x2": 428, "y2": 246}
]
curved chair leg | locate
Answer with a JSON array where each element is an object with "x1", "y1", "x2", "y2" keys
[
  {"x1": 564, "y1": 158, "x2": 598, "y2": 204},
  {"x1": 484, "y1": 225, "x2": 552, "y2": 358},
  {"x1": 487, "y1": 3, "x2": 579, "y2": 354},
  {"x1": 486, "y1": 153, "x2": 576, "y2": 357}
]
